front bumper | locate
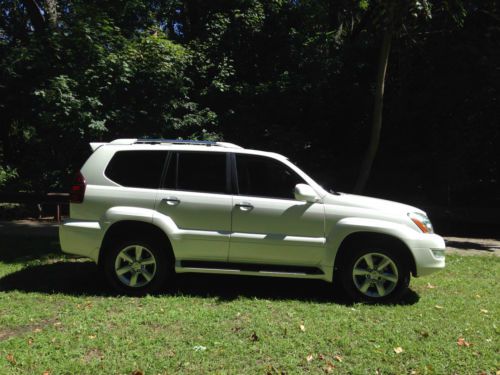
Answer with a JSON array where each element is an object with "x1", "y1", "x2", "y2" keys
[
  {"x1": 59, "y1": 220, "x2": 103, "y2": 262},
  {"x1": 407, "y1": 234, "x2": 446, "y2": 276}
]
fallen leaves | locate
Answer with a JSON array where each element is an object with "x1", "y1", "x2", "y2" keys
[
  {"x1": 426, "y1": 283, "x2": 436, "y2": 289},
  {"x1": 323, "y1": 361, "x2": 335, "y2": 374},
  {"x1": 324, "y1": 362, "x2": 335, "y2": 373},
  {"x1": 231, "y1": 326, "x2": 242, "y2": 333},
  {"x1": 130, "y1": 370, "x2": 144, "y2": 375},
  {"x1": 434, "y1": 305, "x2": 444, "y2": 310},
  {"x1": 6, "y1": 353, "x2": 16, "y2": 365},
  {"x1": 393, "y1": 347, "x2": 404, "y2": 354},
  {"x1": 304, "y1": 352, "x2": 343, "y2": 371},
  {"x1": 265, "y1": 364, "x2": 287, "y2": 374},
  {"x1": 457, "y1": 337, "x2": 472, "y2": 347},
  {"x1": 192, "y1": 345, "x2": 207, "y2": 352},
  {"x1": 76, "y1": 302, "x2": 93, "y2": 310},
  {"x1": 299, "y1": 324, "x2": 306, "y2": 332},
  {"x1": 480, "y1": 309, "x2": 488, "y2": 314},
  {"x1": 250, "y1": 331, "x2": 259, "y2": 342}
]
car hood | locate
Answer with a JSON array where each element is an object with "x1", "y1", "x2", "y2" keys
[{"x1": 322, "y1": 193, "x2": 425, "y2": 215}]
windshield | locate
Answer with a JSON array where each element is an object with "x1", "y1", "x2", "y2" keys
[{"x1": 289, "y1": 159, "x2": 340, "y2": 195}]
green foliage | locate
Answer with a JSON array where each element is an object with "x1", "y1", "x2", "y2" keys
[
  {"x1": 0, "y1": 0, "x2": 498, "y2": 206},
  {"x1": 0, "y1": 166, "x2": 17, "y2": 189},
  {"x1": 0, "y1": 1, "x2": 218, "y2": 190}
]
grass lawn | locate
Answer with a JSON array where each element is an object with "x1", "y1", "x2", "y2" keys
[{"x1": 0, "y1": 236, "x2": 498, "y2": 374}]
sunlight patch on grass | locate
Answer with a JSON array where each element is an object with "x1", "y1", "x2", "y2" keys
[{"x1": 0, "y1": 237, "x2": 499, "y2": 374}]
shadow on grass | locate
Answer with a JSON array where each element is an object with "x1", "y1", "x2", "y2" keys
[
  {"x1": 445, "y1": 240, "x2": 498, "y2": 252},
  {"x1": 0, "y1": 261, "x2": 420, "y2": 305},
  {"x1": 0, "y1": 236, "x2": 61, "y2": 263}
]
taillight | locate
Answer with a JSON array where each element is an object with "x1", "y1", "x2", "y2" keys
[{"x1": 70, "y1": 172, "x2": 86, "y2": 203}]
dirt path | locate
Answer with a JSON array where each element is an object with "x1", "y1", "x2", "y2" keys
[
  {"x1": 444, "y1": 236, "x2": 500, "y2": 257},
  {"x1": 0, "y1": 220, "x2": 59, "y2": 237},
  {"x1": 0, "y1": 220, "x2": 499, "y2": 257}
]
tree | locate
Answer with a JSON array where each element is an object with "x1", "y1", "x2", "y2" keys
[
  {"x1": 0, "y1": 0, "x2": 216, "y2": 191},
  {"x1": 354, "y1": 0, "x2": 434, "y2": 193},
  {"x1": 0, "y1": 0, "x2": 498, "y2": 209}
]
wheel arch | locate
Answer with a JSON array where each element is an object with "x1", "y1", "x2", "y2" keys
[
  {"x1": 98, "y1": 220, "x2": 173, "y2": 266},
  {"x1": 333, "y1": 232, "x2": 417, "y2": 277}
]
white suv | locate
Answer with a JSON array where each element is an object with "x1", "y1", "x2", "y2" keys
[{"x1": 60, "y1": 138, "x2": 445, "y2": 301}]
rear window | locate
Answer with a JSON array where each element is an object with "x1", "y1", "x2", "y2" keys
[
  {"x1": 105, "y1": 151, "x2": 168, "y2": 189},
  {"x1": 163, "y1": 152, "x2": 227, "y2": 194}
]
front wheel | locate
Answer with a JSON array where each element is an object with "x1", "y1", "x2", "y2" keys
[
  {"x1": 104, "y1": 240, "x2": 171, "y2": 295},
  {"x1": 340, "y1": 247, "x2": 410, "y2": 303}
]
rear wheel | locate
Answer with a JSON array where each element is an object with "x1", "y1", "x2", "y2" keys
[
  {"x1": 104, "y1": 240, "x2": 171, "y2": 295},
  {"x1": 340, "y1": 246, "x2": 410, "y2": 303}
]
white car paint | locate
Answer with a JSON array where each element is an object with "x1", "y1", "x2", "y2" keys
[{"x1": 60, "y1": 139, "x2": 445, "y2": 286}]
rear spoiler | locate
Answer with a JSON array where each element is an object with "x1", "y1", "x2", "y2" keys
[
  {"x1": 90, "y1": 142, "x2": 106, "y2": 152},
  {"x1": 89, "y1": 139, "x2": 138, "y2": 152}
]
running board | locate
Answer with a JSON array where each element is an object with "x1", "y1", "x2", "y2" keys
[{"x1": 178, "y1": 260, "x2": 324, "y2": 276}]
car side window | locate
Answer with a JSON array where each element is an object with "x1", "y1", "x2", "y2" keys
[
  {"x1": 236, "y1": 154, "x2": 306, "y2": 200},
  {"x1": 105, "y1": 151, "x2": 168, "y2": 189},
  {"x1": 163, "y1": 152, "x2": 227, "y2": 194}
]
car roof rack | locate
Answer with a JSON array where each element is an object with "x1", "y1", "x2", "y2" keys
[
  {"x1": 90, "y1": 138, "x2": 242, "y2": 152},
  {"x1": 136, "y1": 138, "x2": 215, "y2": 145},
  {"x1": 134, "y1": 138, "x2": 242, "y2": 149}
]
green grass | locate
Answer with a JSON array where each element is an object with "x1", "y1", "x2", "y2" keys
[{"x1": 0, "y1": 236, "x2": 499, "y2": 374}]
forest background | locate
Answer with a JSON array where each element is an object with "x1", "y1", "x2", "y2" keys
[{"x1": 1, "y1": 0, "x2": 498, "y2": 234}]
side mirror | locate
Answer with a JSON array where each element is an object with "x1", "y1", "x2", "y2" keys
[{"x1": 294, "y1": 184, "x2": 319, "y2": 203}]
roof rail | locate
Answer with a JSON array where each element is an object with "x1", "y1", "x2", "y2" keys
[
  {"x1": 110, "y1": 138, "x2": 138, "y2": 145},
  {"x1": 134, "y1": 138, "x2": 242, "y2": 149},
  {"x1": 215, "y1": 141, "x2": 243, "y2": 149},
  {"x1": 135, "y1": 138, "x2": 216, "y2": 146}
]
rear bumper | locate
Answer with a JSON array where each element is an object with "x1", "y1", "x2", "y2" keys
[
  {"x1": 408, "y1": 234, "x2": 446, "y2": 276},
  {"x1": 59, "y1": 220, "x2": 102, "y2": 262}
]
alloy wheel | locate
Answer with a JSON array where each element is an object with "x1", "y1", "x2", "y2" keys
[
  {"x1": 114, "y1": 245, "x2": 157, "y2": 288},
  {"x1": 352, "y1": 252, "x2": 399, "y2": 298}
]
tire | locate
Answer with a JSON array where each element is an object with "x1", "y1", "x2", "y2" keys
[
  {"x1": 103, "y1": 239, "x2": 172, "y2": 295},
  {"x1": 340, "y1": 245, "x2": 410, "y2": 303}
]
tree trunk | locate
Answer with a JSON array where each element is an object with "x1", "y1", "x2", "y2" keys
[
  {"x1": 45, "y1": 0, "x2": 58, "y2": 28},
  {"x1": 22, "y1": 0, "x2": 46, "y2": 32},
  {"x1": 353, "y1": 27, "x2": 393, "y2": 193}
]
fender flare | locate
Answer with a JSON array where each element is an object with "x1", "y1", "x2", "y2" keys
[
  {"x1": 100, "y1": 206, "x2": 180, "y2": 250},
  {"x1": 325, "y1": 217, "x2": 418, "y2": 269}
]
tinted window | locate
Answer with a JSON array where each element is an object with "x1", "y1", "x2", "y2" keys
[
  {"x1": 236, "y1": 154, "x2": 305, "y2": 199},
  {"x1": 163, "y1": 152, "x2": 177, "y2": 189},
  {"x1": 105, "y1": 151, "x2": 167, "y2": 189},
  {"x1": 163, "y1": 152, "x2": 227, "y2": 194}
]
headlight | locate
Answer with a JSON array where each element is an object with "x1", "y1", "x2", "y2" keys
[{"x1": 408, "y1": 212, "x2": 434, "y2": 234}]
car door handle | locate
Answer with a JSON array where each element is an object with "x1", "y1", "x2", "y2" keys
[
  {"x1": 161, "y1": 196, "x2": 180, "y2": 206},
  {"x1": 235, "y1": 202, "x2": 253, "y2": 211}
]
